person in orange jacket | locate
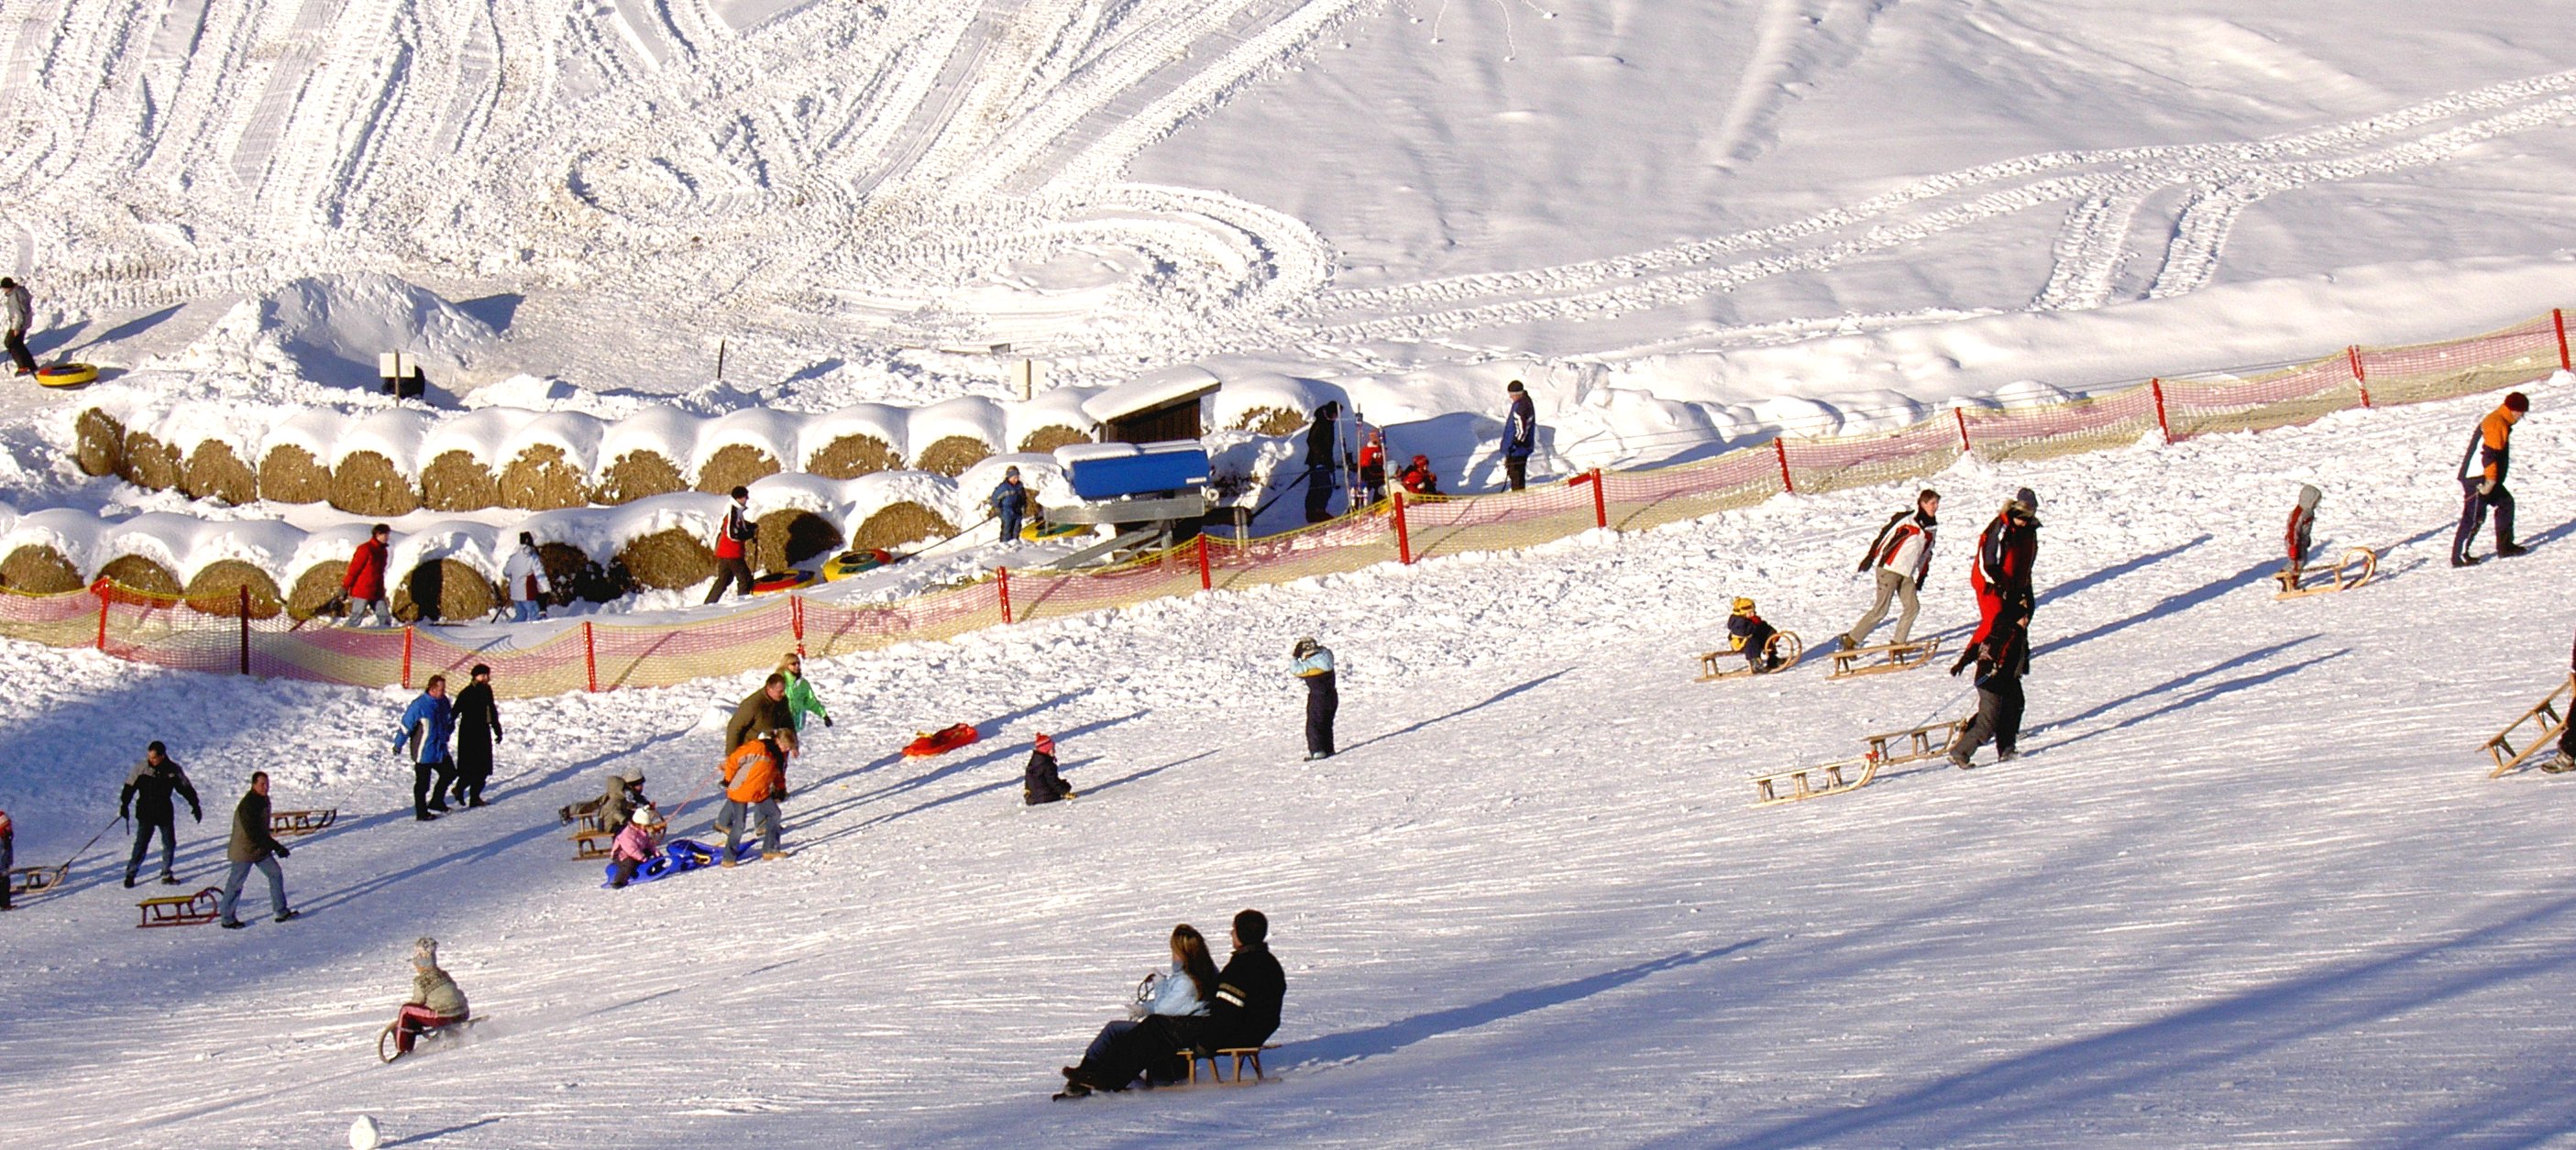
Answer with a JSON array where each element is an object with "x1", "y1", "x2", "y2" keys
[
  {"x1": 2452, "y1": 391, "x2": 2529, "y2": 567},
  {"x1": 717, "y1": 727, "x2": 795, "y2": 863}
]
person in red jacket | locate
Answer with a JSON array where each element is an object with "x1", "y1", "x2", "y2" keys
[
  {"x1": 1357, "y1": 429, "x2": 1388, "y2": 505},
  {"x1": 703, "y1": 487, "x2": 757, "y2": 604},
  {"x1": 2281, "y1": 485, "x2": 2322, "y2": 589},
  {"x1": 1398, "y1": 455, "x2": 1440, "y2": 496},
  {"x1": 342, "y1": 524, "x2": 393, "y2": 627},
  {"x1": 1957, "y1": 489, "x2": 2038, "y2": 671}
]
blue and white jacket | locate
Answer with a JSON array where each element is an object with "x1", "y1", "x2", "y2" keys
[{"x1": 395, "y1": 693, "x2": 457, "y2": 764}]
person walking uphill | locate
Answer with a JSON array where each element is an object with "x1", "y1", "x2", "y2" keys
[
  {"x1": 394, "y1": 675, "x2": 458, "y2": 821},
  {"x1": 2453, "y1": 391, "x2": 2530, "y2": 567},
  {"x1": 120, "y1": 741, "x2": 202, "y2": 887},
  {"x1": 2, "y1": 277, "x2": 34, "y2": 377},
  {"x1": 449, "y1": 665, "x2": 502, "y2": 808},
  {"x1": 342, "y1": 524, "x2": 393, "y2": 627},
  {"x1": 776, "y1": 652, "x2": 831, "y2": 731},
  {"x1": 1502, "y1": 380, "x2": 1537, "y2": 491},
  {"x1": 1305, "y1": 400, "x2": 1343, "y2": 523},
  {"x1": 1966, "y1": 489, "x2": 2040, "y2": 652},
  {"x1": 726, "y1": 674, "x2": 796, "y2": 753},
  {"x1": 705, "y1": 487, "x2": 758, "y2": 603},
  {"x1": 1292, "y1": 638, "x2": 1338, "y2": 760},
  {"x1": 1839, "y1": 489, "x2": 1940, "y2": 651},
  {"x1": 717, "y1": 728, "x2": 795, "y2": 863},
  {"x1": 991, "y1": 465, "x2": 1030, "y2": 543},
  {"x1": 218, "y1": 772, "x2": 296, "y2": 928},
  {"x1": 1949, "y1": 595, "x2": 2032, "y2": 770}
]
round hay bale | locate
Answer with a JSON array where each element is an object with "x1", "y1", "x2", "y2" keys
[
  {"x1": 1018, "y1": 424, "x2": 1089, "y2": 455},
  {"x1": 534, "y1": 542, "x2": 602, "y2": 602},
  {"x1": 181, "y1": 440, "x2": 259, "y2": 506},
  {"x1": 286, "y1": 561, "x2": 347, "y2": 620},
  {"x1": 499, "y1": 444, "x2": 589, "y2": 510},
  {"x1": 259, "y1": 444, "x2": 334, "y2": 505},
  {"x1": 122, "y1": 433, "x2": 182, "y2": 491},
  {"x1": 75, "y1": 409, "x2": 125, "y2": 476},
  {"x1": 850, "y1": 501, "x2": 956, "y2": 552},
  {"x1": 591, "y1": 450, "x2": 686, "y2": 505},
  {"x1": 806, "y1": 433, "x2": 900, "y2": 478},
  {"x1": 331, "y1": 450, "x2": 422, "y2": 516},
  {"x1": 1229, "y1": 406, "x2": 1305, "y2": 436},
  {"x1": 97, "y1": 554, "x2": 182, "y2": 597},
  {"x1": 754, "y1": 508, "x2": 844, "y2": 571},
  {"x1": 420, "y1": 450, "x2": 501, "y2": 512},
  {"x1": 913, "y1": 434, "x2": 991, "y2": 477},
  {"x1": 0, "y1": 544, "x2": 82, "y2": 593},
  {"x1": 697, "y1": 443, "x2": 781, "y2": 494},
  {"x1": 391, "y1": 558, "x2": 497, "y2": 623},
  {"x1": 616, "y1": 527, "x2": 717, "y2": 590},
  {"x1": 182, "y1": 559, "x2": 284, "y2": 619}
]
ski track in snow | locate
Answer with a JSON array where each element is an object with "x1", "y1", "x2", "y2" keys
[{"x1": 4, "y1": 379, "x2": 2576, "y2": 1145}]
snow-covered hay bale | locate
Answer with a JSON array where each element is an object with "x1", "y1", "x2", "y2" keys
[
  {"x1": 850, "y1": 502, "x2": 955, "y2": 552},
  {"x1": 593, "y1": 407, "x2": 702, "y2": 505},
  {"x1": 807, "y1": 433, "x2": 899, "y2": 477},
  {"x1": 535, "y1": 542, "x2": 611, "y2": 602},
  {"x1": 331, "y1": 450, "x2": 423, "y2": 516},
  {"x1": 754, "y1": 509, "x2": 842, "y2": 572},
  {"x1": 420, "y1": 451, "x2": 500, "y2": 511},
  {"x1": 802, "y1": 403, "x2": 908, "y2": 478},
  {"x1": 259, "y1": 444, "x2": 334, "y2": 504},
  {"x1": 0, "y1": 544, "x2": 82, "y2": 593},
  {"x1": 75, "y1": 409, "x2": 125, "y2": 476},
  {"x1": 913, "y1": 436, "x2": 991, "y2": 477},
  {"x1": 498, "y1": 444, "x2": 587, "y2": 509},
  {"x1": 1018, "y1": 423, "x2": 1089, "y2": 454},
  {"x1": 616, "y1": 528, "x2": 717, "y2": 590},
  {"x1": 697, "y1": 444, "x2": 780, "y2": 494},
  {"x1": 182, "y1": 441, "x2": 259, "y2": 506},
  {"x1": 122, "y1": 432, "x2": 183, "y2": 491},
  {"x1": 1227, "y1": 406, "x2": 1305, "y2": 435},
  {"x1": 183, "y1": 560, "x2": 284, "y2": 619},
  {"x1": 592, "y1": 451, "x2": 686, "y2": 504},
  {"x1": 285, "y1": 561, "x2": 347, "y2": 620},
  {"x1": 910, "y1": 397, "x2": 1003, "y2": 476},
  {"x1": 97, "y1": 553, "x2": 182, "y2": 597},
  {"x1": 393, "y1": 558, "x2": 496, "y2": 623},
  {"x1": 694, "y1": 410, "x2": 798, "y2": 494}
]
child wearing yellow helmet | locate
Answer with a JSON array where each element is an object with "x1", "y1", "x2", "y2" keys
[{"x1": 1725, "y1": 598, "x2": 1782, "y2": 672}]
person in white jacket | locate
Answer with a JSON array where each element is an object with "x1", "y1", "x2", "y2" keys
[
  {"x1": 1838, "y1": 488, "x2": 1940, "y2": 651},
  {"x1": 1060, "y1": 924, "x2": 1219, "y2": 1094},
  {"x1": 501, "y1": 532, "x2": 552, "y2": 623}
]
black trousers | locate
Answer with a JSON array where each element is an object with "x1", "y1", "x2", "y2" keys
[
  {"x1": 452, "y1": 736, "x2": 492, "y2": 805},
  {"x1": 1959, "y1": 674, "x2": 2026, "y2": 760},
  {"x1": 4, "y1": 331, "x2": 31, "y2": 375},
  {"x1": 1305, "y1": 684, "x2": 1338, "y2": 756},
  {"x1": 1504, "y1": 455, "x2": 1528, "y2": 491},
  {"x1": 704, "y1": 557, "x2": 755, "y2": 603},
  {"x1": 413, "y1": 760, "x2": 456, "y2": 816},
  {"x1": 2453, "y1": 481, "x2": 2515, "y2": 560},
  {"x1": 1304, "y1": 465, "x2": 1333, "y2": 523},
  {"x1": 1079, "y1": 1013, "x2": 1205, "y2": 1090},
  {"x1": 127, "y1": 816, "x2": 178, "y2": 879}
]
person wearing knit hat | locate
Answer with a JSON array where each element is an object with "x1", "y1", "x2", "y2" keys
[
  {"x1": 1501, "y1": 380, "x2": 1538, "y2": 491},
  {"x1": 1292, "y1": 638, "x2": 1338, "y2": 760},
  {"x1": 1024, "y1": 731, "x2": 1073, "y2": 805},
  {"x1": 2452, "y1": 391, "x2": 2531, "y2": 566},
  {"x1": 991, "y1": 465, "x2": 1031, "y2": 543},
  {"x1": 1962, "y1": 491, "x2": 2041, "y2": 666},
  {"x1": 704, "y1": 486, "x2": 758, "y2": 603},
  {"x1": 387, "y1": 936, "x2": 470, "y2": 1057},
  {"x1": 2281, "y1": 485, "x2": 2324, "y2": 590}
]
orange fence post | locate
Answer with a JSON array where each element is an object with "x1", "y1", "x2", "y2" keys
[
  {"x1": 2150, "y1": 378, "x2": 2172, "y2": 444},
  {"x1": 238, "y1": 586, "x2": 251, "y2": 674},
  {"x1": 1572, "y1": 470, "x2": 1606, "y2": 529},
  {"x1": 584, "y1": 621, "x2": 599, "y2": 693},
  {"x1": 1773, "y1": 438, "x2": 1795, "y2": 494},
  {"x1": 92, "y1": 581, "x2": 108, "y2": 651},
  {"x1": 400, "y1": 626, "x2": 413, "y2": 689},
  {"x1": 1953, "y1": 408, "x2": 1971, "y2": 454},
  {"x1": 1195, "y1": 534, "x2": 1212, "y2": 590},
  {"x1": 2348, "y1": 345, "x2": 2372, "y2": 408},
  {"x1": 997, "y1": 568, "x2": 1014, "y2": 624},
  {"x1": 791, "y1": 595, "x2": 806, "y2": 658},
  {"x1": 1393, "y1": 492, "x2": 1413, "y2": 564},
  {"x1": 2558, "y1": 309, "x2": 2570, "y2": 371}
]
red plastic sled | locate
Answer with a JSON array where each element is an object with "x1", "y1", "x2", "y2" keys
[
  {"x1": 903, "y1": 723, "x2": 980, "y2": 758},
  {"x1": 752, "y1": 569, "x2": 818, "y2": 594}
]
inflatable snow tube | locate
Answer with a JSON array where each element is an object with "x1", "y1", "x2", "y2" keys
[
  {"x1": 752, "y1": 569, "x2": 818, "y2": 595},
  {"x1": 820, "y1": 548, "x2": 894, "y2": 582},
  {"x1": 35, "y1": 363, "x2": 97, "y2": 389}
]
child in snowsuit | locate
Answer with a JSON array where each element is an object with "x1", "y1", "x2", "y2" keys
[
  {"x1": 1727, "y1": 598, "x2": 1783, "y2": 673},
  {"x1": 2281, "y1": 485, "x2": 2322, "y2": 589},
  {"x1": 1399, "y1": 455, "x2": 1439, "y2": 496},
  {"x1": 991, "y1": 466, "x2": 1030, "y2": 542},
  {"x1": 1025, "y1": 732, "x2": 1074, "y2": 805},
  {"x1": 1949, "y1": 602, "x2": 2032, "y2": 769},
  {"x1": 1293, "y1": 638, "x2": 1338, "y2": 760},
  {"x1": 609, "y1": 805, "x2": 665, "y2": 888},
  {"x1": 391, "y1": 937, "x2": 470, "y2": 1054},
  {"x1": 1358, "y1": 429, "x2": 1388, "y2": 505}
]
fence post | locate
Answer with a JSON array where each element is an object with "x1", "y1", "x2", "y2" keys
[
  {"x1": 996, "y1": 567, "x2": 1014, "y2": 624},
  {"x1": 1953, "y1": 408, "x2": 1971, "y2": 455},
  {"x1": 2150, "y1": 378, "x2": 2173, "y2": 445},
  {"x1": 2348, "y1": 345, "x2": 2372, "y2": 408},
  {"x1": 1195, "y1": 533, "x2": 1212, "y2": 590},
  {"x1": 1393, "y1": 492, "x2": 1413, "y2": 564},
  {"x1": 238, "y1": 586, "x2": 251, "y2": 675},
  {"x1": 93, "y1": 581, "x2": 108, "y2": 651},
  {"x1": 400, "y1": 626, "x2": 413, "y2": 689},
  {"x1": 1586, "y1": 469, "x2": 1607, "y2": 529},
  {"x1": 584, "y1": 621, "x2": 599, "y2": 693},
  {"x1": 1773, "y1": 438, "x2": 1795, "y2": 494},
  {"x1": 2557, "y1": 308, "x2": 2570, "y2": 371}
]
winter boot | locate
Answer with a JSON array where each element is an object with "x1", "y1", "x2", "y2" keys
[
  {"x1": 274, "y1": 908, "x2": 300, "y2": 923},
  {"x1": 2542, "y1": 750, "x2": 2576, "y2": 774},
  {"x1": 159, "y1": 872, "x2": 180, "y2": 885},
  {"x1": 763, "y1": 850, "x2": 788, "y2": 861},
  {"x1": 124, "y1": 873, "x2": 138, "y2": 889},
  {"x1": 2452, "y1": 553, "x2": 2482, "y2": 567},
  {"x1": 2499, "y1": 542, "x2": 2530, "y2": 558}
]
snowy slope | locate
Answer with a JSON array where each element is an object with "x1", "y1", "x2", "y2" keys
[{"x1": 3, "y1": 378, "x2": 2572, "y2": 1146}]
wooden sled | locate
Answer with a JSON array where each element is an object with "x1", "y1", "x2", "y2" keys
[
  {"x1": 7, "y1": 865, "x2": 67, "y2": 898},
  {"x1": 1751, "y1": 755, "x2": 1878, "y2": 805},
  {"x1": 270, "y1": 808, "x2": 336, "y2": 836},
  {"x1": 2273, "y1": 548, "x2": 2378, "y2": 599},
  {"x1": 138, "y1": 887, "x2": 223, "y2": 927},
  {"x1": 2482, "y1": 674, "x2": 2574, "y2": 778},
  {"x1": 1697, "y1": 631, "x2": 1803, "y2": 682},
  {"x1": 570, "y1": 829, "x2": 615, "y2": 860},
  {"x1": 1830, "y1": 640, "x2": 1940, "y2": 679},
  {"x1": 1864, "y1": 719, "x2": 1968, "y2": 765},
  {"x1": 1177, "y1": 1044, "x2": 1282, "y2": 1085},
  {"x1": 379, "y1": 1016, "x2": 479, "y2": 1064}
]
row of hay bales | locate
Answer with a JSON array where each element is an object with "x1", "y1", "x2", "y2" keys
[
  {"x1": 76, "y1": 392, "x2": 1102, "y2": 515},
  {"x1": 0, "y1": 464, "x2": 1048, "y2": 622}
]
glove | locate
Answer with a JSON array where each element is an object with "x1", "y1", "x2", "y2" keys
[
  {"x1": 191, "y1": 807, "x2": 203, "y2": 823},
  {"x1": 274, "y1": 846, "x2": 290, "y2": 860},
  {"x1": 821, "y1": 716, "x2": 832, "y2": 728},
  {"x1": 2480, "y1": 478, "x2": 2497, "y2": 496}
]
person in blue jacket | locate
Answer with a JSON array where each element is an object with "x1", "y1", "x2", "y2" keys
[
  {"x1": 1292, "y1": 637, "x2": 1337, "y2": 760},
  {"x1": 991, "y1": 465, "x2": 1029, "y2": 543},
  {"x1": 393, "y1": 675, "x2": 458, "y2": 821},
  {"x1": 1502, "y1": 379, "x2": 1537, "y2": 491}
]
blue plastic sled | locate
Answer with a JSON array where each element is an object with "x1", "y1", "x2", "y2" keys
[{"x1": 600, "y1": 838, "x2": 761, "y2": 888}]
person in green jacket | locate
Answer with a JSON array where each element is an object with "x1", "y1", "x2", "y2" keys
[{"x1": 776, "y1": 652, "x2": 832, "y2": 731}]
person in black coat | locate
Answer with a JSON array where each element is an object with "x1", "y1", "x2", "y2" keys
[
  {"x1": 1948, "y1": 599, "x2": 2031, "y2": 769},
  {"x1": 119, "y1": 741, "x2": 202, "y2": 888},
  {"x1": 449, "y1": 664, "x2": 502, "y2": 807},
  {"x1": 1304, "y1": 401, "x2": 1342, "y2": 523},
  {"x1": 1024, "y1": 732, "x2": 1073, "y2": 805},
  {"x1": 1062, "y1": 909, "x2": 1283, "y2": 1096}
]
